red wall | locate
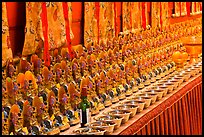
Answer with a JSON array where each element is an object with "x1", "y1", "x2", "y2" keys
[{"x1": 6, "y1": 2, "x2": 202, "y2": 56}]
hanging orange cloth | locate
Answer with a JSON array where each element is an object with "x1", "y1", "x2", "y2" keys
[
  {"x1": 95, "y1": 2, "x2": 100, "y2": 44},
  {"x1": 2, "y1": 2, "x2": 13, "y2": 66},
  {"x1": 160, "y1": 2, "x2": 162, "y2": 32},
  {"x1": 130, "y1": 3, "x2": 132, "y2": 30},
  {"x1": 142, "y1": 2, "x2": 146, "y2": 30},
  {"x1": 114, "y1": 2, "x2": 117, "y2": 36},
  {"x1": 41, "y1": 2, "x2": 50, "y2": 67},
  {"x1": 62, "y1": 2, "x2": 73, "y2": 58},
  {"x1": 84, "y1": 2, "x2": 98, "y2": 45},
  {"x1": 22, "y1": 2, "x2": 44, "y2": 57}
]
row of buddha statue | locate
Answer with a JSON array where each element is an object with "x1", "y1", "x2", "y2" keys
[{"x1": 2, "y1": 17, "x2": 202, "y2": 135}]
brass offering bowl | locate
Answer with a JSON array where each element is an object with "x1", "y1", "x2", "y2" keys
[
  {"x1": 160, "y1": 72, "x2": 166, "y2": 78},
  {"x1": 138, "y1": 83, "x2": 145, "y2": 89},
  {"x1": 192, "y1": 64, "x2": 202, "y2": 71},
  {"x1": 171, "y1": 77, "x2": 184, "y2": 85},
  {"x1": 168, "y1": 79, "x2": 179, "y2": 87},
  {"x1": 156, "y1": 75, "x2": 161, "y2": 81},
  {"x1": 104, "y1": 100, "x2": 112, "y2": 107},
  {"x1": 47, "y1": 127, "x2": 61, "y2": 135},
  {"x1": 111, "y1": 96, "x2": 119, "y2": 104},
  {"x1": 136, "y1": 93, "x2": 158, "y2": 103},
  {"x1": 132, "y1": 86, "x2": 138, "y2": 93},
  {"x1": 121, "y1": 100, "x2": 145, "y2": 113},
  {"x1": 127, "y1": 97, "x2": 151, "y2": 108},
  {"x1": 189, "y1": 68, "x2": 199, "y2": 75},
  {"x1": 118, "y1": 93, "x2": 126, "y2": 100},
  {"x1": 151, "y1": 84, "x2": 168, "y2": 96},
  {"x1": 193, "y1": 66, "x2": 202, "y2": 73},
  {"x1": 87, "y1": 121, "x2": 116, "y2": 135},
  {"x1": 158, "y1": 80, "x2": 175, "y2": 92},
  {"x1": 150, "y1": 77, "x2": 156, "y2": 83},
  {"x1": 111, "y1": 104, "x2": 139, "y2": 118},
  {"x1": 144, "y1": 79, "x2": 151, "y2": 86},
  {"x1": 144, "y1": 89, "x2": 164, "y2": 100},
  {"x1": 59, "y1": 123, "x2": 70, "y2": 132},
  {"x1": 185, "y1": 68, "x2": 196, "y2": 77},
  {"x1": 69, "y1": 118, "x2": 80, "y2": 126},
  {"x1": 73, "y1": 127, "x2": 106, "y2": 135},
  {"x1": 125, "y1": 89, "x2": 133, "y2": 97},
  {"x1": 94, "y1": 115, "x2": 124, "y2": 130},
  {"x1": 181, "y1": 36, "x2": 202, "y2": 64},
  {"x1": 91, "y1": 108, "x2": 100, "y2": 116},
  {"x1": 98, "y1": 103, "x2": 105, "y2": 111},
  {"x1": 103, "y1": 109, "x2": 132, "y2": 124},
  {"x1": 176, "y1": 73, "x2": 191, "y2": 81}
]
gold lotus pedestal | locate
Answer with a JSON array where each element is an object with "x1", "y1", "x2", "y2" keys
[{"x1": 181, "y1": 36, "x2": 202, "y2": 64}]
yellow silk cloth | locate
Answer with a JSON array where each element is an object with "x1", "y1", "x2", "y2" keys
[
  {"x1": 22, "y1": 2, "x2": 43, "y2": 56},
  {"x1": 122, "y1": 2, "x2": 132, "y2": 31},
  {"x1": 2, "y1": 2, "x2": 13, "y2": 67},
  {"x1": 151, "y1": 2, "x2": 161, "y2": 29},
  {"x1": 132, "y1": 2, "x2": 142, "y2": 30},
  {"x1": 84, "y1": 2, "x2": 116, "y2": 46},
  {"x1": 151, "y1": 2, "x2": 169, "y2": 30},
  {"x1": 22, "y1": 2, "x2": 74, "y2": 56},
  {"x1": 84, "y1": 2, "x2": 98, "y2": 45},
  {"x1": 174, "y1": 2, "x2": 187, "y2": 16},
  {"x1": 181, "y1": 2, "x2": 187, "y2": 16},
  {"x1": 160, "y1": 2, "x2": 169, "y2": 30},
  {"x1": 123, "y1": 2, "x2": 147, "y2": 31},
  {"x1": 192, "y1": 2, "x2": 202, "y2": 13}
]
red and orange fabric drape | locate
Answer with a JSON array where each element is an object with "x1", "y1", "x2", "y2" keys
[
  {"x1": 23, "y1": 2, "x2": 74, "y2": 65},
  {"x1": 2, "y1": 2, "x2": 13, "y2": 66},
  {"x1": 84, "y1": 2, "x2": 116, "y2": 46}
]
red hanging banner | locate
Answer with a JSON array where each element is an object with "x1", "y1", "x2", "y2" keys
[
  {"x1": 62, "y1": 2, "x2": 73, "y2": 58},
  {"x1": 95, "y1": 2, "x2": 100, "y2": 44},
  {"x1": 41, "y1": 2, "x2": 50, "y2": 67},
  {"x1": 142, "y1": 2, "x2": 146, "y2": 30},
  {"x1": 114, "y1": 2, "x2": 117, "y2": 36},
  {"x1": 186, "y1": 2, "x2": 190, "y2": 16},
  {"x1": 160, "y1": 2, "x2": 162, "y2": 32}
]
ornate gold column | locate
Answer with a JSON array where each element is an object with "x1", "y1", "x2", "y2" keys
[{"x1": 2, "y1": 2, "x2": 13, "y2": 66}]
